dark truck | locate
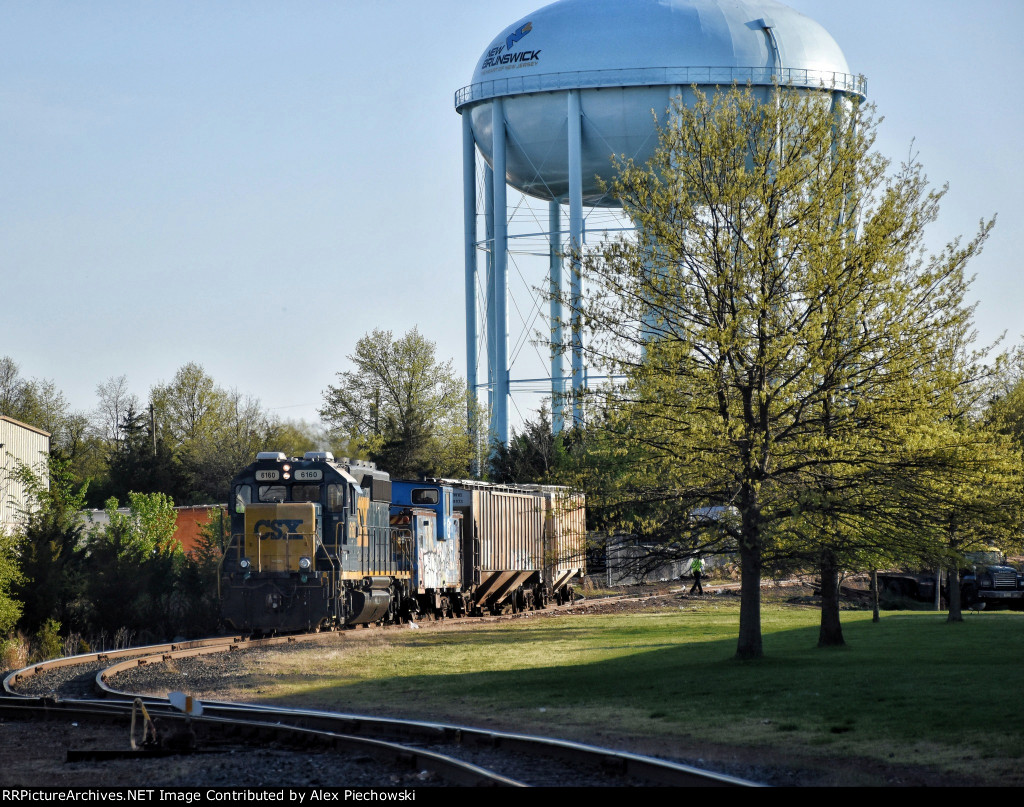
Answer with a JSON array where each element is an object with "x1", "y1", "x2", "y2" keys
[
  {"x1": 960, "y1": 550, "x2": 1024, "y2": 609},
  {"x1": 878, "y1": 551, "x2": 1024, "y2": 610}
]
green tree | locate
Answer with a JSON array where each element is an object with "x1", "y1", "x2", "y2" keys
[
  {"x1": 211, "y1": 389, "x2": 279, "y2": 493},
  {"x1": 150, "y1": 363, "x2": 228, "y2": 501},
  {"x1": 0, "y1": 357, "x2": 88, "y2": 456},
  {"x1": 9, "y1": 455, "x2": 88, "y2": 634},
  {"x1": 30, "y1": 618, "x2": 63, "y2": 662},
  {"x1": 570, "y1": 86, "x2": 993, "y2": 659},
  {"x1": 320, "y1": 328, "x2": 475, "y2": 479},
  {"x1": 84, "y1": 492, "x2": 183, "y2": 637},
  {"x1": 901, "y1": 421, "x2": 1024, "y2": 623},
  {"x1": 270, "y1": 419, "x2": 331, "y2": 459},
  {"x1": 150, "y1": 364, "x2": 279, "y2": 501},
  {"x1": 488, "y1": 404, "x2": 585, "y2": 485},
  {"x1": 106, "y1": 403, "x2": 188, "y2": 503},
  {"x1": 0, "y1": 531, "x2": 23, "y2": 636},
  {"x1": 489, "y1": 406, "x2": 559, "y2": 484},
  {"x1": 987, "y1": 342, "x2": 1024, "y2": 448}
]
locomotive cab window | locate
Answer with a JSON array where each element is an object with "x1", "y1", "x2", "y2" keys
[
  {"x1": 292, "y1": 484, "x2": 321, "y2": 502},
  {"x1": 233, "y1": 485, "x2": 252, "y2": 513},
  {"x1": 258, "y1": 485, "x2": 287, "y2": 503},
  {"x1": 327, "y1": 484, "x2": 347, "y2": 513},
  {"x1": 412, "y1": 488, "x2": 439, "y2": 505}
]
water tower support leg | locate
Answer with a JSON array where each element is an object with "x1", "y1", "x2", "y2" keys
[
  {"x1": 568, "y1": 90, "x2": 584, "y2": 427},
  {"x1": 463, "y1": 113, "x2": 479, "y2": 462},
  {"x1": 549, "y1": 200, "x2": 564, "y2": 435},
  {"x1": 491, "y1": 98, "x2": 509, "y2": 446},
  {"x1": 484, "y1": 166, "x2": 495, "y2": 424}
]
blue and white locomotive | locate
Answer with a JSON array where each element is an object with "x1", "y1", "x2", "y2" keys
[
  {"x1": 220, "y1": 451, "x2": 586, "y2": 634},
  {"x1": 389, "y1": 481, "x2": 467, "y2": 618}
]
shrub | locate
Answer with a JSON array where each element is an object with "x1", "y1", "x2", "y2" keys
[
  {"x1": 30, "y1": 618, "x2": 63, "y2": 663},
  {"x1": 0, "y1": 634, "x2": 28, "y2": 672}
]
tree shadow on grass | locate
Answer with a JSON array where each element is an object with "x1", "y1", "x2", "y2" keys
[{"x1": 253, "y1": 610, "x2": 1024, "y2": 776}]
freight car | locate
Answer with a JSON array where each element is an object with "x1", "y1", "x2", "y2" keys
[
  {"x1": 437, "y1": 478, "x2": 586, "y2": 613},
  {"x1": 219, "y1": 452, "x2": 586, "y2": 634},
  {"x1": 390, "y1": 480, "x2": 468, "y2": 619}
]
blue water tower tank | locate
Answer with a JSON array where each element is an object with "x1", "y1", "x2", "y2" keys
[{"x1": 456, "y1": 0, "x2": 863, "y2": 444}]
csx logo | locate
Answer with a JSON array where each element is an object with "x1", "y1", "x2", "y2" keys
[
  {"x1": 506, "y1": 21, "x2": 532, "y2": 50},
  {"x1": 254, "y1": 519, "x2": 304, "y2": 540}
]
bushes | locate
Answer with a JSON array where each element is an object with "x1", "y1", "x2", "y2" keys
[
  {"x1": 4, "y1": 478, "x2": 224, "y2": 657},
  {"x1": 1, "y1": 458, "x2": 227, "y2": 660},
  {"x1": 31, "y1": 619, "x2": 63, "y2": 663},
  {"x1": 0, "y1": 635, "x2": 27, "y2": 672}
]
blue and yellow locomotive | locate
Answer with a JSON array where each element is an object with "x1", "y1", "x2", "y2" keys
[{"x1": 220, "y1": 451, "x2": 409, "y2": 633}]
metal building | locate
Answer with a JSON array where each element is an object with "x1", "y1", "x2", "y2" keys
[
  {"x1": 456, "y1": 0, "x2": 864, "y2": 445},
  {"x1": 0, "y1": 415, "x2": 51, "y2": 534}
]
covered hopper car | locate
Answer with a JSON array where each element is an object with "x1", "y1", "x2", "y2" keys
[{"x1": 219, "y1": 452, "x2": 585, "y2": 634}]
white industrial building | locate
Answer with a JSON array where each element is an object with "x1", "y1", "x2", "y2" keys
[{"x1": 0, "y1": 415, "x2": 51, "y2": 534}]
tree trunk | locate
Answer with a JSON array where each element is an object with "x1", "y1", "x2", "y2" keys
[
  {"x1": 871, "y1": 569, "x2": 880, "y2": 623},
  {"x1": 817, "y1": 549, "x2": 845, "y2": 647},
  {"x1": 736, "y1": 539, "x2": 763, "y2": 660},
  {"x1": 946, "y1": 564, "x2": 963, "y2": 623}
]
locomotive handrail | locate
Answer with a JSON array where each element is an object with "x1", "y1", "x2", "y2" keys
[{"x1": 313, "y1": 533, "x2": 341, "y2": 624}]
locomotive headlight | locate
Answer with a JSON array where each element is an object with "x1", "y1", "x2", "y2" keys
[
  {"x1": 239, "y1": 558, "x2": 250, "y2": 570},
  {"x1": 299, "y1": 556, "x2": 312, "y2": 571}
]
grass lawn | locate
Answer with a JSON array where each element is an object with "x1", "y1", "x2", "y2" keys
[{"x1": 226, "y1": 598, "x2": 1024, "y2": 785}]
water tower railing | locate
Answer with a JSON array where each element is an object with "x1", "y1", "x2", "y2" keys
[{"x1": 455, "y1": 66, "x2": 865, "y2": 108}]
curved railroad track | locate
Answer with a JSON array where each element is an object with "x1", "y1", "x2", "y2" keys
[{"x1": 2, "y1": 598, "x2": 763, "y2": 788}]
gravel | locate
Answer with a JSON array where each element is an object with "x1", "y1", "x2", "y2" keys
[{"x1": 0, "y1": 717, "x2": 451, "y2": 788}]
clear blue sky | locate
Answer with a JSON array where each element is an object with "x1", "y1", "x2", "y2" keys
[{"x1": 2, "y1": 0, "x2": 1021, "y2": 430}]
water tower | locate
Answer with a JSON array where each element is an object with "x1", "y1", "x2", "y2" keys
[{"x1": 456, "y1": 0, "x2": 864, "y2": 446}]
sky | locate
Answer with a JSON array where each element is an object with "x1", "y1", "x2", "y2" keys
[{"x1": 2, "y1": 0, "x2": 1022, "y2": 433}]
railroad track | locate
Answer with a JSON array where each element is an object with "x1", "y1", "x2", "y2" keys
[{"x1": 2, "y1": 603, "x2": 763, "y2": 788}]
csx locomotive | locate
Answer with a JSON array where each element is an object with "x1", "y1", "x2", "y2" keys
[{"x1": 219, "y1": 451, "x2": 585, "y2": 634}]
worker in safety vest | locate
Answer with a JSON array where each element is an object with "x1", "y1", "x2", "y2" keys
[{"x1": 689, "y1": 556, "x2": 705, "y2": 596}]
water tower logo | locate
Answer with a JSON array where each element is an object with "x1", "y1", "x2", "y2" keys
[
  {"x1": 506, "y1": 21, "x2": 533, "y2": 49},
  {"x1": 481, "y1": 21, "x2": 540, "y2": 72}
]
